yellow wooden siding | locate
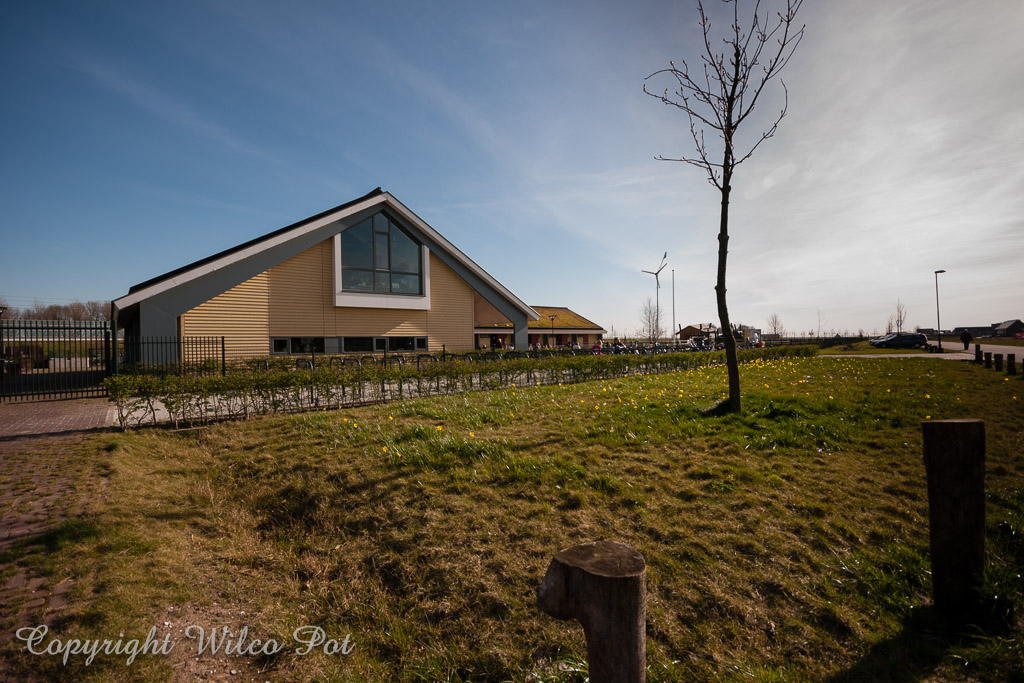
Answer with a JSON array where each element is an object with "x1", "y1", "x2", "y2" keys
[
  {"x1": 268, "y1": 241, "x2": 331, "y2": 336},
  {"x1": 179, "y1": 271, "x2": 270, "y2": 354},
  {"x1": 178, "y1": 239, "x2": 482, "y2": 353},
  {"x1": 426, "y1": 255, "x2": 474, "y2": 351}
]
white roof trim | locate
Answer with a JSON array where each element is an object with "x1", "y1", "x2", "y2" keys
[{"x1": 113, "y1": 192, "x2": 539, "y2": 321}]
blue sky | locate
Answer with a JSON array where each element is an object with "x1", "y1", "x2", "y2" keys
[{"x1": 2, "y1": 0, "x2": 1022, "y2": 336}]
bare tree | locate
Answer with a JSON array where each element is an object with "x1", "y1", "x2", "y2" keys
[
  {"x1": 766, "y1": 312, "x2": 786, "y2": 337},
  {"x1": 15, "y1": 299, "x2": 110, "y2": 321},
  {"x1": 639, "y1": 297, "x2": 664, "y2": 343},
  {"x1": 645, "y1": 0, "x2": 804, "y2": 413},
  {"x1": 894, "y1": 299, "x2": 907, "y2": 334}
]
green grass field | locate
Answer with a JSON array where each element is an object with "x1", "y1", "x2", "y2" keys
[{"x1": 3, "y1": 357, "x2": 1023, "y2": 681}]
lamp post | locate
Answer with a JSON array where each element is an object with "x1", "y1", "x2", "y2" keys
[
  {"x1": 550, "y1": 315, "x2": 556, "y2": 349},
  {"x1": 934, "y1": 269, "x2": 946, "y2": 352}
]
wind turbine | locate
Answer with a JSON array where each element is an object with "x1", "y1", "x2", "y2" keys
[{"x1": 642, "y1": 252, "x2": 667, "y2": 343}]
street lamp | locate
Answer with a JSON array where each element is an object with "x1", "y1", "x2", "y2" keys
[
  {"x1": 934, "y1": 269, "x2": 946, "y2": 352},
  {"x1": 549, "y1": 315, "x2": 556, "y2": 349}
]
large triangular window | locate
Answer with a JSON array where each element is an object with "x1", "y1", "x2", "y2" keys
[{"x1": 340, "y1": 213, "x2": 423, "y2": 295}]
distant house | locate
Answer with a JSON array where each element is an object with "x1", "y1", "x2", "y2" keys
[
  {"x1": 475, "y1": 306, "x2": 606, "y2": 350},
  {"x1": 675, "y1": 323, "x2": 717, "y2": 340},
  {"x1": 112, "y1": 188, "x2": 539, "y2": 358},
  {"x1": 952, "y1": 319, "x2": 1023, "y2": 340},
  {"x1": 993, "y1": 319, "x2": 1024, "y2": 337}
]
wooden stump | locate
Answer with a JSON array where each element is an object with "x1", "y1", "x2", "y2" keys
[
  {"x1": 922, "y1": 420, "x2": 985, "y2": 620},
  {"x1": 984, "y1": 352, "x2": 992, "y2": 368},
  {"x1": 994, "y1": 354, "x2": 1004, "y2": 372},
  {"x1": 1008, "y1": 354, "x2": 1016, "y2": 376},
  {"x1": 975, "y1": 344, "x2": 982, "y2": 363},
  {"x1": 538, "y1": 541, "x2": 646, "y2": 683}
]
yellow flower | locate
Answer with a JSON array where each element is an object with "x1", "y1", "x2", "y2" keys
[
  {"x1": 469, "y1": 432, "x2": 475, "y2": 437},
  {"x1": 382, "y1": 446, "x2": 388, "y2": 452},
  {"x1": 925, "y1": 394, "x2": 930, "y2": 399},
  {"x1": 388, "y1": 416, "x2": 394, "y2": 420},
  {"x1": 436, "y1": 425, "x2": 443, "y2": 431},
  {"x1": 925, "y1": 415, "x2": 931, "y2": 419}
]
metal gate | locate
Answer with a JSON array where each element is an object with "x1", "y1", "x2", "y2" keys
[{"x1": 0, "y1": 320, "x2": 114, "y2": 402}]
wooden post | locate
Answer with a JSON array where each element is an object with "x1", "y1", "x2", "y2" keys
[
  {"x1": 538, "y1": 541, "x2": 646, "y2": 683},
  {"x1": 922, "y1": 419, "x2": 985, "y2": 620},
  {"x1": 994, "y1": 354, "x2": 1003, "y2": 372},
  {"x1": 984, "y1": 352, "x2": 992, "y2": 368},
  {"x1": 1008, "y1": 354, "x2": 1016, "y2": 376},
  {"x1": 975, "y1": 344, "x2": 982, "y2": 363}
]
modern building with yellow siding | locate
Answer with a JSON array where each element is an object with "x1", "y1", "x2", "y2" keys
[{"x1": 113, "y1": 189, "x2": 539, "y2": 358}]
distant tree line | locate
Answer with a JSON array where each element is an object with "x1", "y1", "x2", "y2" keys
[{"x1": 0, "y1": 297, "x2": 110, "y2": 321}]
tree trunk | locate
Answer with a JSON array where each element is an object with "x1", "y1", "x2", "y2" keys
[{"x1": 716, "y1": 178, "x2": 741, "y2": 413}]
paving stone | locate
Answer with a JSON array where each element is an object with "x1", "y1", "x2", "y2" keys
[{"x1": 4, "y1": 571, "x2": 27, "y2": 590}]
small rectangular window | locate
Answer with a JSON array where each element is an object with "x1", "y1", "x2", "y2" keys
[
  {"x1": 342, "y1": 337, "x2": 373, "y2": 353},
  {"x1": 272, "y1": 338, "x2": 289, "y2": 354},
  {"x1": 415, "y1": 337, "x2": 428, "y2": 351},
  {"x1": 374, "y1": 338, "x2": 387, "y2": 352},
  {"x1": 388, "y1": 337, "x2": 415, "y2": 352}
]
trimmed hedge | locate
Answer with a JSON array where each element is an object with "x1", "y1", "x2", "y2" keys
[{"x1": 104, "y1": 346, "x2": 816, "y2": 429}]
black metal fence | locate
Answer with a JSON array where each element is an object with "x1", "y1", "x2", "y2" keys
[{"x1": 0, "y1": 320, "x2": 114, "y2": 402}]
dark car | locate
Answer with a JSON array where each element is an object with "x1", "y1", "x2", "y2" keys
[{"x1": 870, "y1": 332, "x2": 928, "y2": 349}]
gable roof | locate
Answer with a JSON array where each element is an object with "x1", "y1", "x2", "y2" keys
[
  {"x1": 475, "y1": 306, "x2": 606, "y2": 332},
  {"x1": 113, "y1": 189, "x2": 538, "y2": 321}
]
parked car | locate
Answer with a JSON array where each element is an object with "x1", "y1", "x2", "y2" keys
[{"x1": 870, "y1": 332, "x2": 929, "y2": 349}]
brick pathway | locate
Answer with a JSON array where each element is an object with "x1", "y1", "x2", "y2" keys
[
  {"x1": 0, "y1": 398, "x2": 116, "y2": 440},
  {"x1": 0, "y1": 398, "x2": 114, "y2": 673}
]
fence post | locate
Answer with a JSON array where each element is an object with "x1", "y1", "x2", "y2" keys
[
  {"x1": 975, "y1": 344, "x2": 982, "y2": 363},
  {"x1": 103, "y1": 330, "x2": 112, "y2": 377},
  {"x1": 1009, "y1": 354, "x2": 1017, "y2": 376},
  {"x1": 538, "y1": 541, "x2": 646, "y2": 683},
  {"x1": 994, "y1": 354, "x2": 1003, "y2": 372},
  {"x1": 922, "y1": 419, "x2": 985, "y2": 620},
  {"x1": 221, "y1": 336, "x2": 226, "y2": 376},
  {"x1": 112, "y1": 319, "x2": 119, "y2": 376},
  {"x1": 984, "y1": 352, "x2": 992, "y2": 369}
]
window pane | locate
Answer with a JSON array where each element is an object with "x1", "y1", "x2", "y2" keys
[
  {"x1": 312, "y1": 337, "x2": 325, "y2": 353},
  {"x1": 373, "y1": 214, "x2": 389, "y2": 233},
  {"x1": 342, "y1": 269, "x2": 373, "y2": 291},
  {"x1": 272, "y1": 338, "x2": 289, "y2": 354},
  {"x1": 388, "y1": 337, "x2": 415, "y2": 351},
  {"x1": 341, "y1": 219, "x2": 373, "y2": 269},
  {"x1": 290, "y1": 337, "x2": 309, "y2": 353},
  {"x1": 391, "y1": 274, "x2": 420, "y2": 294},
  {"x1": 374, "y1": 338, "x2": 387, "y2": 351},
  {"x1": 375, "y1": 272, "x2": 391, "y2": 292},
  {"x1": 342, "y1": 337, "x2": 373, "y2": 353},
  {"x1": 415, "y1": 337, "x2": 428, "y2": 350},
  {"x1": 374, "y1": 232, "x2": 389, "y2": 270},
  {"x1": 391, "y1": 230, "x2": 420, "y2": 273}
]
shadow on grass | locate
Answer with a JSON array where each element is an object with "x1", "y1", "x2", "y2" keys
[
  {"x1": 0, "y1": 517, "x2": 102, "y2": 564},
  {"x1": 827, "y1": 604, "x2": 1014, "y2": 683}
]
